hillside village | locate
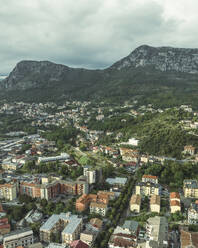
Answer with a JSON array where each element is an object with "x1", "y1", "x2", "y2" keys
[{"x1": 0, "y1": 100, "x2": 198, "y2": 248}]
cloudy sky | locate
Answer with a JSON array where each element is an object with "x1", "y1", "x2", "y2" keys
[{"x1": 0, "y1": 0, "x2": 197, "y2": 74}]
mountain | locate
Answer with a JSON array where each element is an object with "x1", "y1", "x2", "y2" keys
[{"x1": 1, "y1": 45, "x2": 198, "y2": 107}]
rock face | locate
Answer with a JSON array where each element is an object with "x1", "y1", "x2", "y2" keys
[
  {"x1": 1, "y1": 45, "x2": 198, "y2": 93},
  {"x1": 111, "y1": 45, "x2": 198, "y2": 73}
]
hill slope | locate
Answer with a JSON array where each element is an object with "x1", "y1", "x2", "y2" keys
[{"x1": 1, "y1": 45, "x2": 198, "y2": 107}]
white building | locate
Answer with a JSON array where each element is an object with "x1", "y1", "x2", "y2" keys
[
  {"x1": 3, "y1": 228, "x2": 34, "y2": 248},
  {"x1": 146, "y1": 216, "x2": 168, "y2": 248},
  {"x1": 38, "y1": 153, "x2": 70, "y2": 164},
  {"x1": 83, "y1": 166, "x2": 96, "y2": 184}
]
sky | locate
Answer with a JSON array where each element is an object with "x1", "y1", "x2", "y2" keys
[{"x1": 0, "y1": 0, "x2": 198, "y2": 74}]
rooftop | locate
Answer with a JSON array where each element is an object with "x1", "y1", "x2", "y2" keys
[{"x1": 106, "y1": 177, "x2": 127, "y2": 185}]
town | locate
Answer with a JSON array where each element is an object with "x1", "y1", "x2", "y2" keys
[{"x1": 0, "y1": 100, "x2": 198, "y2": 248}]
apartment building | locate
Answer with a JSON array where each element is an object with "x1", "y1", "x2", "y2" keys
[
  {"x1": 90, "y1": 202, "x2": 107, "y2": 216},
  {"x1": 20, "y1": 178, "x2": 88, "y2": 200},
  {"x1": 188, "y1": 200, "x2": 198, "y2": 224},
  {"x1": 108, "y1": 220, "x2": 139, "y2": 248},
  {"x1": 146, "y1": 216, "x2": 168, "y2": 248},
  {"x1": 183, "y1": 180, "x2": 198, "y2": 198},
  {"x1": 170, "y1": 192, "x2": 181, "y2": 213},
  {"x1": 38, "y1": 153, "x2": 70, "y2": 164},
  {"x1": 130, "y1": 194, "x2": 141, "y2": 213},
  {"x1": 3, "y1": 228, "x2": 33, "y2": 248},
  {"x1": 0, "y1": 183, "x2": 17, "y2": 201},
  {"x1": 0, "y1": 218, "x2": 10, "y2": 235},
  {"x1": 76, "y1": 191, "x2": 115, "y2": 212},
  {"x1": 135, "y1": 182, "x2": 160, "y2": 196},
  {"x1": 150, "y1": 195, "x2": 160, "y2": 213},
  {"x1": 142, "y1": 175, "x2": 158, "y2": 184},
  {"x1": 83, "y1": 166, "x2": 96, "y2": 184},
  {"x1": 40, "y1": 212, "x2": 83, "y2": 244}
]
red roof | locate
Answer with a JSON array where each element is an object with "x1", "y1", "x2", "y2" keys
[
  {"x1": 170, "y1": 192, "x2": 180, "y2": 199},
  {"x1": 143, "y1": 175, "x2": 157, "y2": 179},
  {"x1": 70, "y1": 240, "x2": 89, "y2": 248}
]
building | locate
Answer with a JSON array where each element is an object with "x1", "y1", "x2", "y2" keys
[
  {"x1": 170, "y1": 192, "x2": 181, "y2": 213},
  {"x1": 142, "y1": 175, "x2": 158, "y2": 184},
  {"x1": 80, "y1": 223, "x2": 98, "y2": 247},
  {"x1": 40, "y1": 212, "x2": 83, "y2": 244},
  {"x1": 38, "y1": 153, "x2": 70, "y2": 164},
  {"x1": 89, "y1": 218, "x2": 103, "y2": 230},
  {"x1": 119, "y1": 147, "x2": 139, "y2": 163},
  {"x1": 70, "y1": 240, "x2": 89, "y2": 248},
  {"x1": 135, "y1": 182, "x2": 161, "y2": 196},
  {"x1": 150, "y1": 195, "x2": 160, "y2": 213},
  {"x1": 0, "y1": 183, "x2": 17, "y2": 201},
  {"x1": 3, "y1": 228, "x2": 33, "y2": 248},
  {"x1": 1, "y1": 161, "x2": 19, "y2": 171},
  {"x1": 19, "y1": 178, "x2": 89, "y2": 200},
  {"x1": 183, "y1": 180, "x2": 198, "y2": 198},
  {"x1": 83, "y1": 166, "x2": 96, "y2": 184},
  {"x1": 130, "y1": 194, "x2": 141, "y2": 213},
  {"x1": 188, "y1": 200, "x2": 198, "y2": 224},
  {"x1": 180, "y1": 229, "x2": 198, "y2": 248},
  {"x1": 0, "y1": 218, "x2": 10, "y2": 235},
  {"x1": 108, "y1": 220, "x2": 139, "y2": 248},
  {"x1": 76, "y1": 194, "x2": 97, "y2": 212},
  {"x1": 90, "y1": 202, "x2": 107, "y2": 216},
  {"x1": 146, "y1": 216, "x2": 168, "y2": 248},
  {"x1": 183, "y1": 145, "x2": 196, "y2": 155},
  {"x1": 106, "y1": 177, "x2": 127, "y2": 190},
  {"x1": 76, "y1": 191, "x2": 115, "y2": 214}
]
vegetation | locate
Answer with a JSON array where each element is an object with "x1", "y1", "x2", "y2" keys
[{"x1": 136, "y1": 161, "x2": 198, "y2": 190}]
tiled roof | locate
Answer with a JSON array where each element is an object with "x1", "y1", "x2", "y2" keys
[
  {"x1": 142, "y1": 175, "x2": 157, "y2": 179},
  {"x1": 70, "y1": 240, "x2": 89, "y2": 248},
  {"x1": 180, "y1": 230, "x2": 198, "y2": 248},
  {"x1": 170, "y1": 192, "x2": 180, "y2": 199},
  {"x1": 170, "y1": 200, "x2": 181, "y2": 207}
]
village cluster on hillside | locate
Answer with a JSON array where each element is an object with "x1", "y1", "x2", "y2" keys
[{"x1": 0, "y1": 100, "x2": 198, "y2": 248}]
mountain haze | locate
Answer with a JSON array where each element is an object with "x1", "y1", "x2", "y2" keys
[{"x1": 1, "y1": 45, "x2": 198, "y2": 107}]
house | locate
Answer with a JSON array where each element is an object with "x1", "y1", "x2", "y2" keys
[
  {"x1": 89, "y1": 218, "x2": 103, "y2": 230},
  {"x1": 3, "y1": 228, "x2": 34, "y2": 248},
  {"x1": 180, "y1": 229, "x2": 198, "y2": 248},
  {"x1": 183, "y1": 145, "x2": 196, "y2": 155},
  {"x1": 150, "y1": 195, "x2": 160, "y2": 213},
  {"x1": 130, "y1": 194, "x2": 141, "y2": 213},
  {"x1": 108, "y1": 220, "x2": 139, "y2": 248},
  {"x1": 119, "y1": 148, "x2": 139, "y2": 163},
  {"x1": 183, "y1": 180, "x2": 198, "y2": 198},
  {"x1": 146, "y1": 216, "x2": 168, "y2": 248},
  {"x1": 188, "y1": 200, "x2": 198, "y2": 224}
]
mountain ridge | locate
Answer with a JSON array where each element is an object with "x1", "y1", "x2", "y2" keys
[{"x1": 1, "y1": 45, "x2": 198, "y2": 108}]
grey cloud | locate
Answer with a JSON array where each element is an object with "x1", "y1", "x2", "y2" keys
[{"x1": 0, "y1": 0, "x2": 195, "y2": 74}]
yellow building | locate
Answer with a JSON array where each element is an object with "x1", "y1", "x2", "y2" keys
[
  {"x1": 183, "y1": 180, "x2": 198, "y2": 198},
  {"x1": 170, "y1": 192, "x2": 181, "y2": 213},
  {"x1": 0, "y1": 183, "x2": 17, "y2": 201},
  {"x1": 130, "y1": 194, "x2": 141, "y2": 213},
  {"x1": 150, "y1": 195, "x2": 160, "y2": 213},
  {"x1": 136, "y1": 182, "x2": 160, "y2": 196}
]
